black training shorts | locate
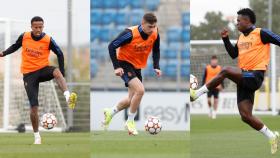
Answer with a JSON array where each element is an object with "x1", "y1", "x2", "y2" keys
[
  {"x1": 207, "y1": 89, "x2": 219, "y2": 98},
  {"x1": 119, "y1": 60, "x2": 142, "y2": 87},
  {"x1": 23, "y1": 66, "x2": 56, "y2": 106},
  {"x1": 237, "y1": 70, "x2": 264, "y2": 104}
]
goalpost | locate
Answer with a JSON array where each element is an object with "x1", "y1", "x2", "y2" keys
[
  {"x1": 0, "y1": 18, "x2": 67, "y2": 132},
  {"x1": 191, "y1": 40, "x2": 278, "y2": 116}
]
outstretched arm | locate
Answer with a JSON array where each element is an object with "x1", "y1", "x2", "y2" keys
[
  {"x1": 1, "y1": 33, "x2": 23, "y2": 57},
  {"x1": 221, "y1": 28, "x2": 238, "y2": 59},
  {"x1": 50, "y1": 38, "x2": 65, "y2": 76},
  {"x1": 260, "y1": 29, "x2": 280, "y2": 46}
]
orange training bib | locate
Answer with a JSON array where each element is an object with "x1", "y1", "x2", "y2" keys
[
  {"x1": 117, "y1": 25, "x2": 158, "y2": 69},
  {"x1": 237, "y1": 28, "x2": 270, "y2": 70},
  {"x1": 205, "y1": 65, "x2": 222, "y2": 83},
  {"x1": 21, "y1": 32, "x2": 51, "y2": 74}
]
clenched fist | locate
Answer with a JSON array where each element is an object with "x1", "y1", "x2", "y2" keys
[
  {"x1": 114, "y1": 67, "x2": 124, "y2": 76},
  {"x1": 220, "y1": 28, "x2": 229, "y2": 38}
]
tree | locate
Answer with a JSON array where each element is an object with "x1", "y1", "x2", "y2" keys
[
  {"x1": 191, "y1": 11, "x2": 238, "y2": 40},
  {"x1": 249, "y1": 0, "x2": 280, "y2": 33}
]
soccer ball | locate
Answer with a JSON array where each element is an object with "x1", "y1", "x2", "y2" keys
[
  {"x1": 190, "y1": 74, "x2": 198, "y2": 89},
  {"x1": 144, "y1": 116, "x2": 162, "y2": 135},
  {"x1": 41, "y1": 113, "x2": 57, "y2": 130}
]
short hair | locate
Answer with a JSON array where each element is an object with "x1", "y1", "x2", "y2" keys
[
  {"x1": 31, "y1": 16, "x2": 44, "y2": 24},
  {"x1": 211, "y1": 55, "x2": 218, "y2": 60},
  {"x1": 143, "y1": 13, "x2": 157, "y2": 24},
  {"x1": 237, "y1": 8, "x2": 256, "y2": 24}
]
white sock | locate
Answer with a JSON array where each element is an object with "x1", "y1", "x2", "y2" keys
[
  {"x1": 208, "y1": 107, "x2": 213, "y2": 117},
  {"x1": 209, "y1": 106, "x2": 213, "y2": 113},
  {"x1": 212, "y1": 109, "x2": 216, "y2": 119},
  {"x1": 111, "y1": 106, "x2": 119, "y2": 117},
  {"x1": 259, "y1": 125, "x2": 275, "y2": 139},
  {"x1": 196, "y1": 85, "x2": 209, "y2": 97},
  {"x1": 64, "y1": 91, "x2": 70, "y2": 102},
  {"x1": 34, "y1": 132, "x2": 40, "y2": 139},
  {"x1": 127, "y1": 111, "x2": 137, "y2": 121},
  {"x1": 212, "y1": 108, "x2": 216, "y2": 114}
]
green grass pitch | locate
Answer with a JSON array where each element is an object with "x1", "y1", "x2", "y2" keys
[
  {"x1": 91, "y1": 131, "x2": 189, "y2": 158},
  {"x1": 191, "y1": 115, "x2": 280, "y2": 158},
  {"x1": 0, "y1": 132, "x2": 90, "y2": 158}
]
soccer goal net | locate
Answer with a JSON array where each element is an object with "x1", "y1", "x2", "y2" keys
[
  {"x1": 190, "y1": 40, "x2": 279, "y2": 115},
  {"x1": 0, "y1": 18, "x2": 66, "y2": 132}
]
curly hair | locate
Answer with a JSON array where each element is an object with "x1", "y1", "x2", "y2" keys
[{"x1": 237, "y1": 8, "x2": 256, "y2": 24}]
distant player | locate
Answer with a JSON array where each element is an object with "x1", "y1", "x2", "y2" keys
[
  {"x1": 202, "y1": 55, "x2": 222, "y2": 119},
  {"x1": 190, "y1": 8, "x2": 280, "y2": 154},
  {"x1": 103, "y1": 13, "x2": 161, "y2": 135},
  {"x1": 0, "y1": 16, "x2": 77, "y2": 144}
]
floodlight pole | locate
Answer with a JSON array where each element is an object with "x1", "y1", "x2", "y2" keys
[
  {"x1": 268, "y1": 0, "x2": 277, "y2": 115},
  {"x1": 3, "y1": 19, "x2": 11, "y2": 130},
  {"x1": 67, "y1": 0, "x2": 74, "y2": 128}
]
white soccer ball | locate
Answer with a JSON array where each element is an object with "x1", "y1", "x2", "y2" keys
[
  {"x1": 190, "y1": 74, "x2": 198, "y2": 89},
  {"x1": 144, "y1": 116, "x2": 162, "y2": 135},
  {"x1": 41, "y1": 113, "x2": 57, "y2": 130}
]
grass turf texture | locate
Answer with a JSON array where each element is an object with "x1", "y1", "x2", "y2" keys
[
  {"x1": 191, "y1": 115, "x2": 280, "y2": 158},
  {"x1": 0, "y1": 132, "x2": 89, "y2": 158},
  {"x1": 91, "y1": 131, "x2": 189, "y2": 158}
]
